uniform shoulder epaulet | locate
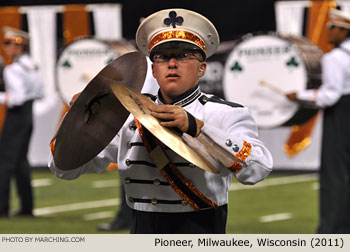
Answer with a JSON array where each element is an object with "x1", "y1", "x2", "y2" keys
[
  {"x1": 142, "y1": 93, "x2": 157, "y2": 101},
  {"x1": 199, "y1": 95, "x2": 243, "y2": 108}
]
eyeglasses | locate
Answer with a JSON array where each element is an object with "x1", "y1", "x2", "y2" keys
[
  {"x1": 153, "y1": 52, "x2": 203, "y2": 63},
  {"x1": 3, "y1": 40, "x2": 12, "y2": 45}
]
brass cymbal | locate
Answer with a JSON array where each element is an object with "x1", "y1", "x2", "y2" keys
[
  {"x1": 53, "y1": 51, "x2": 147, "y2": 171},
  {"x1": 110, "y1": 81, "x2": 220, "y2": 174}
]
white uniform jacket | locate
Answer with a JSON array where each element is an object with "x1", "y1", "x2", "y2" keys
[
  {"x1": 297, "y1": 39, "x2": 350, "y2": 108},
  {"x1": 0, "y1": 54, "x2": 44, "y2": 107},
  {"x1": 49, "y1": 86, "x2": 273, "y2": 213}
]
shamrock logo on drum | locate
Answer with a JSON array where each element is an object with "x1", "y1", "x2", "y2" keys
[
  {"x1": 286, "y1": 56, "x2": 299, "y2": 67},
  {"x1": 230, "y1": 61, "x2": 243, "y2": 72},
  {"x1": 61, "y1": 60, "x2": 72, "y2": 68}
]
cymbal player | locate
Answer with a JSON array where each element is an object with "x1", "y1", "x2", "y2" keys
[{"x1": 49, "y1": 8, "x2": 273, "y2": 233}]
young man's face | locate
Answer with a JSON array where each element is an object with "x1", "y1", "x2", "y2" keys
[
  {"x1": 327, "y1": 21, "x2": 349, "y2": 45},
  {"x1": 2, "y1": 40, "x2": 23, "y2": 58},
  {"x1": 151, "y1": 49, "x2": 206, "y2": 103}
]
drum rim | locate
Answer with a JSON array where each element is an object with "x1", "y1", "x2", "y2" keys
[{"x1": 55, "y1": 37, "x2": 134, "y2": 105}]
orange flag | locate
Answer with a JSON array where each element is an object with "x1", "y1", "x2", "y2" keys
[
  {"x1": 59, "y1": 4, "x2": 90, "y2": 116},
  {"x1": 284, "y1": 0, "x2": 336, "y2": 157}
]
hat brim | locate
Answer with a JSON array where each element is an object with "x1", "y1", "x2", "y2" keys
[{"x1": 150, "y1": 41, "x2": 206, "y2": 61}]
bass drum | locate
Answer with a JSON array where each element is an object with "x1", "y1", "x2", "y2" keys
[
  {"x1": 56, "y1": 38, "x2": 136, "y2": 105},
  {"x1": 223, "y1": 33, "x2": 322, "y2": 128}
]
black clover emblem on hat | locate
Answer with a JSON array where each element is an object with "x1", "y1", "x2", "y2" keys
[{"x1": 163, "y1": 11, "x2": 184, "y2": 28}]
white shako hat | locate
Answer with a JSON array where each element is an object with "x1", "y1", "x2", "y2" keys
[
  {"x1": 136, "y1": 8, "x2": 219, "y2": 60},
  {"x1": 329, "y1": 8, "x2": 350, "y2": 29},
  {"x1": 3, "y1": 26, "x2": 29, "y2": 44}
]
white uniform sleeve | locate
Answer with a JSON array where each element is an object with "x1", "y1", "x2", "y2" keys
[
  {"x1": 296, "y1": 50, "x2": 346, "y2": 108},
  {"x1": 0, "y1": 92, "x2": 6, "y2": 104},
  {"x1": 0, "y1": 55, "x2": 44, "y2": 107},
  {"x1": 1, "y1": 66, "x2": 27, "y2": 107},
  {"x1": 315, "y1": 52, "x2": 345, "y2": 107},
  {"x1": 48, "y1": 134, "x2": 120, "y2": 180},
  {"x1": 202, "y1": 103, "x2": 273, "y2": 185}
]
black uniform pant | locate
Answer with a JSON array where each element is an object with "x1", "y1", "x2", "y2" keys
[
  {"x1": 0, "y1": 101, "x2": 34, "y2": 216},
  {"x1": 130, "y1": 204, "x2": 227, "y2": 234},
  {"x1": 318, "y1": 95, "x2": 350, "y2": 233}
]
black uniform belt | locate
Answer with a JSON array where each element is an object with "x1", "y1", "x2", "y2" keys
[
  {"x1": 128, "y1": 197, "x2": 186, "y2": 206},
  {"x1": 124, "y1": 178, "x2": 170, "y2": 186}
]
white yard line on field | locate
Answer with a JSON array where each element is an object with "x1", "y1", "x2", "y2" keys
[
  {"x1": 32, "y1": 179, "x2": 53, "y2": 187},
  {"x1": 259, "y1": 213, "x2": 292, "y2": 223},
  {"x1": 83, "y1": 211, "x2": 115, "y2": 221},
  {"x1": 32, "y1": 174, "x2": 317, "y2": 217},
  {"x1": 92, "y1": 179, "x2": 120, "y2": 188},
  {"x1": 312, "y1": 182, "x2": 319, "y2": 190},
  {"x1": 230, "y1": 174, "x2": 317, "y2": 191},
  {"x1": 33, "y1": 198, "x2": 120, "y2": 216}
]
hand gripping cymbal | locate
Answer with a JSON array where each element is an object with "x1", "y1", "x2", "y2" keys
[
  {"x1": 53, "y1": 51, "x2": 147, "y2": 171},
  {"x1": 109, "y1": 81, "x2": 220, "y2": 174}
]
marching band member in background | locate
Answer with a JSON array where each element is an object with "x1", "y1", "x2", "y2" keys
[
  {"x1": 0, "y1": 27, "x2": 44, "y2": 218},
  {"x1": 286, "y1": 8, "x2": 350, "y2": 233},
  {"x1": 49, "y1": 9, "x2": 273, "y2": 233}
]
